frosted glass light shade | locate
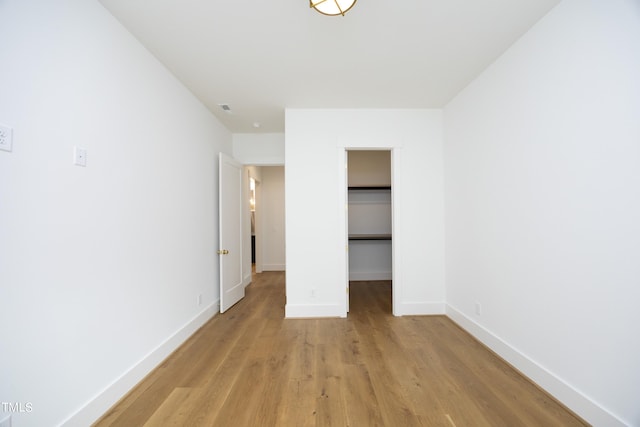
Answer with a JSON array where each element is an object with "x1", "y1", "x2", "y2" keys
[{"x1": 310, "y1": 0, "x2": 357, "y2": 16}]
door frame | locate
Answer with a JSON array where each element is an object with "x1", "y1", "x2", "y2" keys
[{"x1": 339, "y1": 147, "x2": 401, "y2": 316}]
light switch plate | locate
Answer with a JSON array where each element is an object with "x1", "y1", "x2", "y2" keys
[{"x1": 0, "y1": 123, "x2": 13, "y2": 152}]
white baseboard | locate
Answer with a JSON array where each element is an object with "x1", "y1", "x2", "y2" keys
[
  {"x1": 349, "y1": 271, "x2": 392, "y2": 281},
  {"x1": 59, "y1": 298, "x2": 624, "y2": 426},
  {"x1": 396, "y1": 301, "x2": 445, "y2": 316},
  {"x1": 445, "y1": 304, "x2": 627, "y2": 427},
  {"x1": 60, "y1": 301, "x2": 219, "y2": 427},
  {"x1": 262, "y1": 263, "x2": 285, "y2": 271},
  {"x1": 285, "y1": 303, "x2": 345, "y2": 318}
]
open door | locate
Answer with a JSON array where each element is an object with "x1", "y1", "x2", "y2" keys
[{"x1": 219, "y1": 152, "x2": 244, "y2": 313}]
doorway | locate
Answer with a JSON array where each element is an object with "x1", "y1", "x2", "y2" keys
[
  {"x1": 249, "y1": 176, "x2": 257, "y2": 269},
  {"x1": 244, "y1": 165, "x2": 286, "y2": 281},
  {"x1": 347, "y1": 150, "x2": 393, "y2": 313}
]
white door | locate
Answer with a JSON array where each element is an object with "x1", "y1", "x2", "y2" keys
[{"x1": 219, "y1": 152, "x2": 244, "y2": 313}]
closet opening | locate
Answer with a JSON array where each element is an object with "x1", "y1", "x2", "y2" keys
[{"x1": 347, "y1": 150, "x2": 392, "y2": 314}]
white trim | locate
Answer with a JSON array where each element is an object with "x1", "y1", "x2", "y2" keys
[
  {"x1": 60, "y1": 302, "x2": 219, "y2": 426},
  {"x1": 262, "y1": 263, "x2": 286, "y2": 271},
  {"x1": 397, "y1": 301, "x2": 445, "y2": 316},
  {"x1": 285, "y1": 303, "x2": 346, "y2": 318},
  {"x1": 445, "y1": 304, "x2": 628, "y2": 427},
  {"x1": 390, "y1": 147, "x2": 401, "y2": 316},
  {"x1": 349, "y1": 272, "x2": 392, "y2": 281},
  {"x1": 340, "y1": 148, "x2": 349, "y2": 314}
]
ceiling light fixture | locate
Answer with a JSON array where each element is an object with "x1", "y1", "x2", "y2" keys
[{"x1": 310, "y1": 0, "x2": 357, "y2": 16}]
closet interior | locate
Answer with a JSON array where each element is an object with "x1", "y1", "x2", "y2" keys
[{"x1": 347, "y1": 150, "x2": 392, "y2": 283}]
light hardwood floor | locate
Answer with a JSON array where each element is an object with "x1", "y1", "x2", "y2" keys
[{"x1": 94, "y1": 272, "x2": 587, "y2": 426}]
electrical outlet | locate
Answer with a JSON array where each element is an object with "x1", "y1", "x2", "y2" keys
[
  {"x1": 197, "y1": 294, "x2": 202, "y2": 306},
  {"x1": 74, "y1": 146, "x2": 87, "y2": 166},
  {"x1": 475, "y1": 302, "x2": 482, "y2": 316},
  {"x1": 0, "y1": 123, "x2": 13, "y2": 152}
]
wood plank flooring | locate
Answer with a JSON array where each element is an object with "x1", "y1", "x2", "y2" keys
[{"x1": 94, "y1": 272, "x2": 587, "y2": 427}]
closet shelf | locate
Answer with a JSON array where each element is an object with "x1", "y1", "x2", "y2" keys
[
  {"x1": 348, "y1": 186, "x2": 391, "y2": 190},
  {"x1": 348, "y1": 234, "x2": 392, "y2": 241}
]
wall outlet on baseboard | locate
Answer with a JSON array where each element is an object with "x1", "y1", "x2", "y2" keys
[{"x1": 475, "y1": 302, "x2": 482, "y2": 316}]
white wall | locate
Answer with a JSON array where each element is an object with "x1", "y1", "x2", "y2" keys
[
  {"x1": 285, "y1": 109, "x2": 445, "y2": 317},
  {"x1": 233, "y1": 133, "x2": 285, "y2": 165},
  {"x1": 260, "y1": 167, "x2": 286, "y2": 271},
  {"x1": 0, "y1": 1, "x2": 231, "y2": 426},
  {"x1": 444, "y1": 0, "x2": 640, "y2": 425},
  {"x1": 348, "y1": 150, "x2": 391, "y2": 187}
]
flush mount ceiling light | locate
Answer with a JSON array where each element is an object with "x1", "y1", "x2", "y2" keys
[{"x1": 310, "y1": 0, "x2": 357, "y2": 16}]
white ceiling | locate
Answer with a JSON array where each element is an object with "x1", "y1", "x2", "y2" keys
[{"x1": 98, "y1": 0, "x2": 560, "y2": 134}]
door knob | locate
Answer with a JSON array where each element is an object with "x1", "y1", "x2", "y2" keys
[{"x1": 217, "y1": 249, "x2": 229, "y2": 255}]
